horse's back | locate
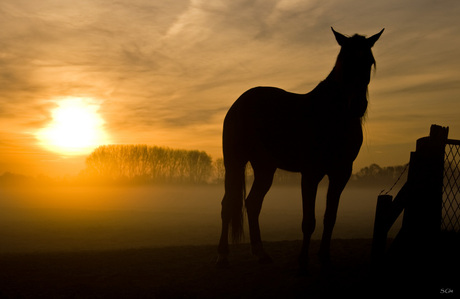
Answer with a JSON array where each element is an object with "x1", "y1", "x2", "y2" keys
[
  {"x1": 223, "y1": 87, "x2": 315, "y2": 168},
  {"x1": 225, "y1": 86, "x2": 308, "y2": 129}
]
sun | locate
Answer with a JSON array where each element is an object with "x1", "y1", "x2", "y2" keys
[{"x1": 36, "y1": 97, "x2": 111, "y2": 155}]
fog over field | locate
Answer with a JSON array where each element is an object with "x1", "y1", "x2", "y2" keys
[{"x1": 0, "y1": 183, "x2": 402, "y2": 254}]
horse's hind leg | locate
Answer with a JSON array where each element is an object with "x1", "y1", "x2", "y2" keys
[
  {"x1": 318, "y1": 166, "x2": 352, "y2": 264},
  {"x1": 217, "y1": 192, "x2": 231, "y2": 268},
  {"x1": 246, "y1": 165, "x2": 276, "y2": 263},
  {"x1": 217, "y1": 162, "x2": 246, "y2": 268}
]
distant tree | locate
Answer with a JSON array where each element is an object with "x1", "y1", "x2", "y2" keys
[
  {"x1": 354, "y1": 163, "x2": 383, "y2": 179},
  {"x1": 213, "y1": 158, "x2": 225, "y2": 183},
  {"x1": 351, "y1": 163, "x2": 408, "y2": 186},
  {"x1": 84, "y1": 145, "x2": 213, "y2": 184},
  {"x1": 186, "y1": 150, "x2": 213, "y2": 183}
]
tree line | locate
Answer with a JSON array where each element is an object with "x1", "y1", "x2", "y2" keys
[
  {"x1": 82, "y1": 145, "x2": 409, "y2": 187},
  {"x1": 0, "y1": 144, "x2": 411, "y2": 187},
  {"x1": 349, "y1": 163, "x2": 409, "y2": 187},
  {"x1": 83, "y1": 145, "x2": 213, "y2": 184}
]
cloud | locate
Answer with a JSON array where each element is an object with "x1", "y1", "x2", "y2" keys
[
  {"x1": 0, "y1": 0, "x2": 347, "y2": 132},
  {"x1": 1, "y1": 0, "x2": 460, "y2": 174}
]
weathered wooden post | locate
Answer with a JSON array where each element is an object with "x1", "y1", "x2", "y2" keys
[
  {"x1": 371, "y1": 194, "x2": 393, "y2": 267},
  {"x1": 403, "y1": 125, "x2": 447, "y2": 240}
]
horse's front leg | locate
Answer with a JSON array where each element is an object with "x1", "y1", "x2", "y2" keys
[
  {"x1": 318, "y1": 167, "x2": 352, "y2": 264},
  {"x1": 299, "y1": 173, "x2": 322, "y2": 272}
]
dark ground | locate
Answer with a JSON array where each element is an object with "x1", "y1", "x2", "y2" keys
[{"x1": 0, "y1": 239, "x2": 456, "y2": 299}]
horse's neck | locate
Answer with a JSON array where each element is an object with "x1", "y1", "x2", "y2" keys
[
  {"x1": 319, "y1": 66, "x2": 344, "y2": 90},
  {"x1": 306, "y1": 73, "x2": 364, "y2": 124},
  {"x1": 308, "y1": 76, "x2": 342, "y2": 101}
]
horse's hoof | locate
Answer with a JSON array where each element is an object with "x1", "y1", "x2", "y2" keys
[{"x1": 215, "y1": 255, "x2": 229, "y2": 268}]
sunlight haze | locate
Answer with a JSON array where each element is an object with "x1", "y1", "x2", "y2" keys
[{"x1": 35, "y1": 97, "x2": 111, "y2": 156}]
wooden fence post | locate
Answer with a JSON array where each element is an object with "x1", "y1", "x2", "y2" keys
[
  {"x1": 403, "y1": 125, "x2": 447, "y2": 239},
  {"x1": 371, "y1": 194, "x2": 393, "y2": 267}
]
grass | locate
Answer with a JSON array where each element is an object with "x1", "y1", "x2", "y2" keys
[
  {"x1": 1, "y1": 238, "x2": 454, "y2": 298},
  {"x1": 0, "y1": 239, "x2": 375, "y2": 299}
]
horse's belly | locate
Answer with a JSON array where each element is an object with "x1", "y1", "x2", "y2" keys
[
  {"x1": 255, "y1": 124, "x2": 362, "y2": 172},
  {"x1": 256, "y1": 132, "x2": 317, "y2": 171}
]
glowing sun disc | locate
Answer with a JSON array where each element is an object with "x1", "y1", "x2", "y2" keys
[{"x1": 36, "y1": 97, "x2": 110, "y2": 155}]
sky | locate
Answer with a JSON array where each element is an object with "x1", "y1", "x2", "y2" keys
[{"x1": 1, "y1": 0, "x2": 460, "y2": 176}]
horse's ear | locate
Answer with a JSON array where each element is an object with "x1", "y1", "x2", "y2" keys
[
  {"x1": 331, "y1": 27, "x2": 348, "y2": 46},
  {"x1": 367, "y1": 28, "x2": 384, "y2": 47}
]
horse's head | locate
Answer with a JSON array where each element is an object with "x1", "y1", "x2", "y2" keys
[{"x1": 331, "y1": 27, "x2": 384, "y2": 118}]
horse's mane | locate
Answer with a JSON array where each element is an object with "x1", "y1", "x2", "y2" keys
[
  {"x1": 308, "y1": 65, "x2": 371, "y2": 124},
  {"x1": 348, "y1": 34, "x2": 375, "y2": 124}
]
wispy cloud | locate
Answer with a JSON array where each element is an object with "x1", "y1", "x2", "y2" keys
[{"x1": 1, "y1": 0, "x2": 460, "y2": 174}]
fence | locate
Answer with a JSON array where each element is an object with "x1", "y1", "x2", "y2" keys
[
  {"x1": 443, "y1": 140, "x2": 460, "y2": 232},
  {"x1": 371, "y1": 124, "x2": 460, "y2": 267}
]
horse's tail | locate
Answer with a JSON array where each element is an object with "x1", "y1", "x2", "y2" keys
[{"x1": 223, "y1": 163, "x2": 246, "y2": 243}]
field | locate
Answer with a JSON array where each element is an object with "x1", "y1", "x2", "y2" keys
[
  {"x1": 0, "y1": 240, "x2": 375, "y2": 298},
  {"x1": 0, "y1": 184, "x2": 395, "y2": 253},
  {"x1": 0, "y1": 184, "x2": 453, "y2": 298}
]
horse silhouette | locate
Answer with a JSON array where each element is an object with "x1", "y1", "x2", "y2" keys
[{"x1": 217, "y1": 28, "x2": 384, "y2": 270}]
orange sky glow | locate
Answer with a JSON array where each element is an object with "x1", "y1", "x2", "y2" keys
[{"x1": 1, "y1": 0, "x2": 460, "y2": 176}]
